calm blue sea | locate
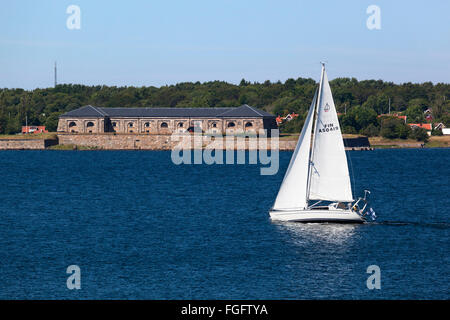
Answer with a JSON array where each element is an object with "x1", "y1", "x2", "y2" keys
[{"x1": 0, "y1": 148, "x2": 448, "y2": 299}]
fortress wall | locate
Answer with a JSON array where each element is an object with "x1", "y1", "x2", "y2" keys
[
  {"x1": 0, "y1": 139, "x2": 58, "y2": 150},
  {"x1": 57, "y1": 133, "x2": 297, "y2": 150},
  {"x1": 0, "y1": 134, "x2": 372, "y2": 151}
]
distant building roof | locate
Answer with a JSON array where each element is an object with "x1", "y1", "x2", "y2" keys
[
  {"x1": 408, "y1": 123, "x2": 432, "y2": 131},
  {"x1": 378, "y1": 113, "x2": 407, "y2": 122},
  {"x1": 275, "y1": 112, "x2": 299, "y2": 126},
  {"x1": 434, "y1": 123, "x2": 446, "y2": 130},
  {"x1": 284, "y1": 112, "x2": 299, "y2": 121},
  {"x1": 60, "y1": 105, "x2": 275, "y2": 119},
  {"x1": 276, "y1": 116, "x2": 283, "y2": 125}
]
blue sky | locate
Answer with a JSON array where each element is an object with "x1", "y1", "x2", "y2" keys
[{"x1": 1, "y1": 0, "x2": 449, "y2": 89}]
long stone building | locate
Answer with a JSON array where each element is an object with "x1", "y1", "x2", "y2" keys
[{"x1": 57, "y1": 104, "x2": 277, "y2": 135}]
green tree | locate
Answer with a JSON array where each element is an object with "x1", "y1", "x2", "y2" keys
[
  {"x1": 279, "y1": 116, "x2": 305, "y2": 133},
  {"x1": 408, "y1": 98, "x2": 428, "y2": 110},
  {"x1": 4, "y1": 116, "x2": 21, "y2": 134},
  {"x1": 340, "y1": 106, "x2": 377, "y2": 133},
  {"x1": 341, "y1": 126, "x2": 357, "y2": 134},
  {"x1": 380, "y1": 118, "x2": 411, "y2": 139},
  {"x1": 0, "y1": 114, "x2": 6, "y2": 134},
  {"x1": 360, "y1": 123, "x2": 380, "y2": 137},
  {"x1": 431, "y1": 127, "x2": 443, "y2": 136},
  {"x1": 362, "y1": 94, "x2": 390, "y2": 114},
  {"x1": 44, "y1": 112, "x2": 62, "y2": 132},
  {"x1": 405, "y1": 104, "x2": 425, "y2": 123},
  {"x1": 409, "y1": 127, "x2": 429, "y2": 142}
]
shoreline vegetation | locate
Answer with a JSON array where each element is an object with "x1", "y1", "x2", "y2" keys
[
  {"x1": 0, "y1": 80, "x2": 448, "y2": 137},
  {"x1": 0, "y1": 132, "x2": 448, "y2": 150}
]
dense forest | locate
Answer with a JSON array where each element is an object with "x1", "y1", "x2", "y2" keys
[{"x1": 0, "y1": 78, "x2": 449, "y2": 140}]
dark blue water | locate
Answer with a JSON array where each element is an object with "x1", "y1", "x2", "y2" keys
[{"x1": 0, "y1": 149, "x2": 448, "y2": 299}]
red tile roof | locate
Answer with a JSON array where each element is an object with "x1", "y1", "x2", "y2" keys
[
  {"x1": 377, "y1": 114, "x2": 407, "y2": 122},
  {"x1": 408, "y1": 123, "x2": 432, "y2": 130}
]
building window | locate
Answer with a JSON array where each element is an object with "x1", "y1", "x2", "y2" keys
[
  {"x1": 211, "y1": 122, "x2": 217, "y2": 128},
  {"x1": 69, "y1": 122, "x2": 76, "y2": 127},
  {"x1": 128, "y1": 122, "x2": 133, "y2": 128},
  {"x1": 145, "y1": 122, "x2": 150, "y2": 127},
  {"x1": 86, "y1": 122, "x2": 94, "y2": 127},
  {"x1": 112, "y1": 122, "x2": 117, "y2": 127},
  {"x1": 245, "y1": 122, "x2": 253, "y2": 128},
  {"x1": 161, "y1": 122, "x2": 168, "y2": 128},
  {"x1": 227, "y1": 122, "x2": 235, "y2": 128},
  {"x1": 178, "y1": 122, "x2": 184, "y2": 128}
]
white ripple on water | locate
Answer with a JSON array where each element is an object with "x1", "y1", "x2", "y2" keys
[{"x1": 273, "y1": 222, "x2": 359, "y2": 246}]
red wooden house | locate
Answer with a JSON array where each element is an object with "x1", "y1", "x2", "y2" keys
[{"x1": 22, "y1": 126, "x2": 48, "y2": 134}]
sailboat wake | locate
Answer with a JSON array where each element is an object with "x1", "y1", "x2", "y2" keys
[
  {"x1": 274, "y1": 221, "x2": 359, "y2": 245},
  {"x1": 371, "y1": 221, "x2": 450, "y2": 229}
]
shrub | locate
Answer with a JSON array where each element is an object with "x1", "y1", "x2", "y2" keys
[
  {"x1": 361, "y1": 123, "x2": 380, "y2": 137},
  {"x1": 431, "y1": 128, "x2": 443, "y2": 136},
  {"x1": 409, "y1": 127, "x2": 429, "y2": 142},
  {"x1": 380, "y1": 118, "x2": 411, "y2": 139}
]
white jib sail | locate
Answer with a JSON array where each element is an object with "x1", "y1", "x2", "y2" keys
[
  {"x1": 308, "y1": 67, "x2": 353, "y2": 202},
  {"x1": 272, "y1": 89, "x2": 318, "y2": 210}
]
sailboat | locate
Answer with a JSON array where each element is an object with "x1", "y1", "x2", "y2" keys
[{"x1": 270, "y1": 64, "x2": 372, "y2": 223}]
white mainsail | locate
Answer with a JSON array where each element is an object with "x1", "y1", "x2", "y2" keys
[
  {"x1": 272, "y1": 89, "x2": 318, "y2": 210},
  {"x1": 308, "y1": 67, "x2": 353, "y2": 202}
]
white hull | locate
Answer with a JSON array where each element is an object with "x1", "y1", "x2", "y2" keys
[{"x1": 269, "y1": 209, "x2": 365, "y2": 223}]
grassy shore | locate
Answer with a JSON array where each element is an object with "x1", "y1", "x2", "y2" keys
[
  {"x1": 369, "y1": 136, "x2": 450, "y2": 148},
  {"x1": 0, "y1": 133, "x2": 57, "y2": 140},
  {"x1": 48, "y1": 144, "x2": 100, "y2": 150},
  {"x1": 422, "y1": 136, "x2": 450, "y2": 148}
]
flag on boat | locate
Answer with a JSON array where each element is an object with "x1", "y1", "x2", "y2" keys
[{"x1": 369, "y1": 207, "x2": 377, "y2": 220}]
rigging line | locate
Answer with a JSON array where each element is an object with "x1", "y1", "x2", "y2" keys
[{"x1": 346, "y1": 146, "x2": 356, "y2": 201}]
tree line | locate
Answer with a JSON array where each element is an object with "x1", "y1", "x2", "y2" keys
[{"x1": 0, "y1": 78, "x2": 448, "y2": 140}]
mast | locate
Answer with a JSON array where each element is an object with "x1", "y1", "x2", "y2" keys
[
  {"x1": 305, "y1": 63, "x2": 325, "y2": 206},
  {"x1": 54, "y1": 61, "x2": 57, "y2": 87}
]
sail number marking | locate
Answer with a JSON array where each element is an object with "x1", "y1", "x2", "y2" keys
[{"x1": 318, "y1": 123, "x2": 340, "y2": 133}]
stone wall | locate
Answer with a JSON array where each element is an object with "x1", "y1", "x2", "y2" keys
[
  {"x1": 0, "y1": 134, "x2": 374, "y2": 151},
  {"x1": 0, "y1": 138, "x2": 58, "y2": 150},
  {"x1": 57, "y1": 133, "x2": 296, "y2": 150}
]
